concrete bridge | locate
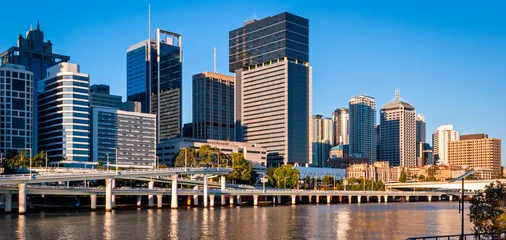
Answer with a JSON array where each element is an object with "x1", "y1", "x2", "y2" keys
[{"x1": 386, "y1": 179, "x2": 503, "y2": 191}]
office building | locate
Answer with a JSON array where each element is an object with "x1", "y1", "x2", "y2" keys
[
  {"x1": 311, "y1": 115, "x2": 333, "y2": 167},
  {"x1": 127, "y1": 29, "x2": 182, "y2": 142},
  {"x1": 157, "y1": 138, "x2": 267, "y2": 171},
  {"x1": 332, "y1": 108, "x2": 349, "y2": 145},
  {"x1": 0, "y1": 64, "x2": 34, "y2": 155},
  {"x1": 448, "y1": 134, "x2": 501, "y2": 178},
  {"x1": 432, "y1": 125, "x2": 458, "y2": 165},
  {"x1": 182, "y1": 123, "x2": 193, "y2": 138},
  {"x1": 417, "y1": 142, "x2": 434, "y2": 166},
  {"x1": 231, "y1": 12, "x2": 311, "y2": 166},
  {"x1": 349, "y1": 95, "x2": 376, "y2": 163},
  {"x1": 379, "y1": 91, "x2": 416, "y2": 167},
  {"x1": 1, "y1": 22, "x2": 70, "y2": 153},
  {"x1": 90, "y1": 84, "x2": 122, "y2": 109},
  {"x1": 416, "y1": 114, "x2": 426, "y2": 144},
  {"x1": 38, "y1": 63, "x2": 90, "y2": 164},
  {"x1": 329, "y1": 144, "x2": 349, "y2": 159},
  {"x1": 120, "y1": 101, "x2": 142, "y2": 112},
  {"x1": 91, "y1": 106, "x2": 156, "y2": 168},
  {"x1": 192, "y1": 72, "x2": 234, "y2": 141}
]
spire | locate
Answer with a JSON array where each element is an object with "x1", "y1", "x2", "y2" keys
[
  {"x1": 37, "y1": 20, "x2": 40, "y2": 30},
  {"x1": 395, "y1": 89, "x2": 400, "y2": 102}
]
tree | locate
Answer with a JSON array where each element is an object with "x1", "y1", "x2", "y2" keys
[
  {"x1": 272, "y1": 164, "x2": 300, "y2": 189},
  {"x1": 227, "y1": 152, "x2": 253, "y2": 184},
  {"x1": 418, "y1": 174, "x2": 425, "y2": 181},
  {"x1": 33, "y1": 151, "x2": 45, "y2": 167},
  {"x1": 174, "y1": 145, "x2": 229, "y2": 168},
  {"x1": 399, "y1": 169, "x2": 408, "y2": 183},
  {"x1": 469, "y1": 181, "x2": 506, "y2": 237},
  {"x1": 426, "y1": 166, "x2": 437, "y2": 181},
  {"x1": 322, "y1": 175, "x2": 336, "y2": 190}
]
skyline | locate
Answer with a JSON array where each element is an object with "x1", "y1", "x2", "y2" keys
[{"x1": 1, "y1": 0, "x2": 504, "y2": 162}]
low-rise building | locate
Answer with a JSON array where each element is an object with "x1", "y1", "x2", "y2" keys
[{"x1": 157, "y1": 138, "x2": 267, "y2": 172}]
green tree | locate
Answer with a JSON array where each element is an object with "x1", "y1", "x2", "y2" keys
[
  {"x1": 399, "y1": 169, "x2": 408, "y2": 183},
  {"x1": 418, "y1": 174, "x2": 425, "y2": 181},
  {"x1": 322, "y1": 175, "x2": 337, "y2": 190},
  {"x1": 33, "y1": 151, "x2": 45, "y2": 167},
  {"x1": 469, "y1": 181, "x2": 506, "y2": 237},
  {"x1": 227, "y1": 152, "x2": 253, "y2": 184},
  {"x1": 174, "y1": 145, "x2": 229, "y2": 168},
  {"x1": 273, "y1": 164, "x2": 300, "y2": 189},
  {"x1": 426, "y1": 166, "x2": 437, "y2": 181}
]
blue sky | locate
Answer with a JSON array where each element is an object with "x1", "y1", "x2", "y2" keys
[{"x1": 1, "y1": 0, "x2": 505, "y2": 163}]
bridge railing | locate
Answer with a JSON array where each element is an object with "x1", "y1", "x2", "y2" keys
[{"x1": 406, "y1": 232, "x2": 504, "y2": 239}]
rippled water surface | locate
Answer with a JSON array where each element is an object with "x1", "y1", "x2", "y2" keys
[{"x1": 0, "y1": 202, "x2": 471, "y2": 240}]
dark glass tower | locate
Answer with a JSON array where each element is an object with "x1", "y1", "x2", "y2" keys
[
  {"x1": 126, "y1": 29, "x2": 182, "y2": 142},
  {"x1": 230, "y1": 12, "x2": 311, "y2": 166},
  {"x1": 0, "y1": 22, "x2": 70, "y2": 153}
]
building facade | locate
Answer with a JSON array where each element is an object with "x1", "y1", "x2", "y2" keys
[
  {"x1": 90, "y1": 84, "x2": 122, "y2": 108},
  {"x1": 192, "y1": 72, "x2": 234, "y2": 141},
  {"x1": 91, "y1": 106, "x2": 156, "y2": 168},
  {"x1": 0, "y1": 64, "x2": 34, "y2": 155},
  {"x1": 156, "y1": 138, "x2": 267, "y2": 171},
  {"x1": 0, "y1": 22, "x2": 70, "y2": 154},
  {"x1": 231, "y1": 12, "x2": 311, "y2": 167},
  {"x1": 349, "y1": 95, "x2": 376, "y2": 163},
  {"x1": 127, "y1": 29, "x2": 182, "y2": 142},
  {"x1": 379, "y1": 92, "x2": 416, "y2": 167},
  {"x1": 448, "y1": 134, "x2": 501, "y2": 178},
  {"x1": 38, "y1": 63, "x2": 90, "y2": 164},
  {"x1": 432, "y1": 125, "x2": 458, "y2": 165},
  {"x1": 332, "y1": 108, "x2": 349, "y2": 145},
  {"x1": 311, "y1": 115, "x2": 333, "y2": 167}
]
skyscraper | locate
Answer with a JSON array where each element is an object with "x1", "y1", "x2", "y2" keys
[
  {"x1": 432, "y1": 125, "x2": 459, "y2": 165},
  {"x1": 127, "y1": 29, "x2": 182, "y2": 142},
  {"x1": 311, "y1": 115, "x2": 333, "y2": 167},
  {"x1": 192, "y1": 72, "x2": 234, "y2": 141},
  {"x1": 379, "y1": 91, "x2": 416, "y2": 167},
  {"x1": 0, "y1": 22, "x2": 70, "y2": 153},
  {"x1": 415, "y1": 114, "x2": 426, "y2": 155},
  {"x1": 448, "y1": 134, "x2": 501, "y2": 178},
  {"x1": 90, "y1": 84, "x2": 122, "y2": 109},
  {"x1": 349, "y1": 95, "x2": 376, "y2": 163},
  {"x1": 231, "y1": 12, "x2": 311, "y2": 166},
  {"x1": 38, "y1": 63, "x2": 90, "y2": 165},
  {"x1": 332, "y1": 108, "x2": 349, "y2": 145},
  {"x1": 0, "y1": 64, "x2": 34, "y2": 156}
]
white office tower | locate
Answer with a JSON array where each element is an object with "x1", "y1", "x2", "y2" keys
[{"x1": 433, "y1": 125, "x2": 459, "y2": 165}]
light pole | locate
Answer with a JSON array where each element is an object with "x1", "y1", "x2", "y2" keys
[
  {"x1": 112, "y1": 148, "x2": 118, "y2": 172},
  {"x1": 45, "y1": 151, "x2": 48, "y2": 169},
  {"x1": 155, "y1": 156, "x2": 159, "y2": 169},
  {"x1": 106, "y1": 153, "x2": 110, "y2": 171}
]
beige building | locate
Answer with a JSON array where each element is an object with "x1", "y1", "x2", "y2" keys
[
  {"x1": 332, "y1": 108, "x2": 349, "y2": 145},
  {"x1": 448, "y1": 134, "x2": 502, "y2": 179},
  {"x1": 433, "y1": 125, "x2": 459, "y2": 165}
]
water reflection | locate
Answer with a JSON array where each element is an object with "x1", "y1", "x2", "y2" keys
[
  {"x1": 103, "y1": 212, "x2": 114, "y2": 240},
  {"x1": 16, "y1": 214, "x2": 26, "y2": 240},
  {"x1": 169, "y1": 210, "x2": 178, "y2": 240}
]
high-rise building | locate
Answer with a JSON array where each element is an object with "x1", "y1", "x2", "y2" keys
[
  {"x1": 38, "y1": 63, "x2": 90, "y2": 165},
  {"x1": 332, "y1": 108, "x2": 349, "y2": 145},
  {"x1": 0, "y1": 64, "x2": 34, "y2": 155},
  {"x1": 349, "y1": 95, "x2": 376, "y2": 163},
  {"x1": 91, "y1": 106, "x2": 156, "y2": 168},
  {"x1": 448, "y1": 134, "x2": 501, "y2": 178},
  {"x1": 311, "y1": 115, "x2": 333, "y2": 167},
  {"x1": 192, "y1": 72, "x2": 234, "y2": 141},
  {"x1": 1, "y1": 22, "x2": 70, "y2": 154},
  {"x1": 416, "y1": 114, "x2": 426, "y2": 144},
  {"x1": 127, "y1": 29, "x2": 182, "y2": 142},
  {"x1": 432, "y1": 125, "x2": 458, "y2": 165},
  {"x1": 379, "y1": 91, "x2": 416, "y2": 167},
  {"x1": 231, "y1": 12, "x2": 311, "y2": 167},
  {"x1": 90, "y1": 84, "x2": 122, "y2": 109}
]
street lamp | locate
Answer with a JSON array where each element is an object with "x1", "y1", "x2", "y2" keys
[
  {"x1": 106, "y1": 153, "x2": 110, "y2": 171},
  {"x1": 45, "y1": 151, "x2": 48, "y2": 169}
]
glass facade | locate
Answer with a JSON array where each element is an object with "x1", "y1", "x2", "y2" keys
[
  {"x1": 349, "y1": 96, "x2": 377, "y2": 163},
  {"x1": 38, "y1": 63, "x2": 90, "y2": 163},
  {"x1": 90, "y1": 84, "x2": 122, "y2": 109},
  {"x1": 127, "y1": 44, "x2": 150, "y2": 113},
  {"x1": 229, "y1": 12, "x2": 309, "y2": 72}
]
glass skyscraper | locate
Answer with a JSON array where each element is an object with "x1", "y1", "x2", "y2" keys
[
  {"x1": 38, "y1": 63, "x2": 90, "y2": 164},
  {"x1": 127, "y1": 29, "x2": 182, "y2": 142},
  {"x1": 349, "y1": 95, "x2": 377, "y2": 163},
  {"x1": 231, "y1": 12, "x2": 311, "y2": 166}
]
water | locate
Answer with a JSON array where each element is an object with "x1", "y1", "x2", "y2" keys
[{"x1": 0, "y1": 202, "x2": 471, "y2": 240}]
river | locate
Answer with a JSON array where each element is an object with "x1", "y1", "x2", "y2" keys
[{"x1": 0, "y1": 202, "x2": 472, "y2": 240}]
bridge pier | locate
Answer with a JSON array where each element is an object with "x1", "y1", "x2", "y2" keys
[
  {"x1": 438, "y1": 196, "x2": 442, "y2": 201},
  {"x1": 272, "y1": 196, "x2": 276, "y2": 204},
  {"x1": 299, "y1": 195, "x2": 302, "y2": 201},
  {"x1": 194, "y1": 195, "x2": 199, "y2": 206},
  {"x1": 236, "y1": 195, "x2": 241, "y2": 206},
  {"x1": 171, "y1": 175, "x2": 178, "y2": 209},
  {"x1": 277, "y1": 195, "x2": 281, "y2": 204},
  {"x1": 366, "y1": 196, "x2": 369, "y2": 203},
  {"x1": 406, "y1": 196, "x2": 410, "y2": 202},
  {"x1": 309, "y1": 195, "x2": 312, "y2": 203},
  {"x1": 357, "y1": 196, "x2": 361, "y2": 203},
  {"x1": 90, "y1": 194, "x2": 97, "y2": 210},
  {"x1": 221, "y1": 176, "x2": 226, "y2": 206},
  {"x1": 229, "y1": 195, "x2": 234, "y2": 206},
  {"x1": 449, "y1": 195, "x2": 453, "y2": 202},
  {"x1": 428, "y1": 196, "x2": 432, "y2": 202},
  {"x1": 327, "y1": 195, "x2": 331, "y2": 204},
  {"x1": 187, "y1": 196, "x2": 192, "y2": 206},
  {"x1": 348, "y1": 195, "x2": 352, "y2": 204},
  {"x1": 5, "y1": 193, "x2": 12, "y2": 213},
  {"x1": 203, "y1": 175, "x2": 208, "y2": 208},
  {"x1": 157, "y1": 195, "x2": 163, "y2": 208},
  {"x1": 18, "y1": 183, "x2": 26, "y2": 214},
  {"x1": 105, "y1": 179, "x2": 112, "y2": 212},
  {"x1": 148, "y1": 180, "x2": 154, "y2": 207},
  {"x1": 137, "y1": 196, "x2": 142, "y2": 207},
  {"x1": 253, "y1": 195, "x2": 258, "y2": 206},
  {"x1": 209, "y1": 195, "x2": 215, "y2": 207},
  {"x1": 339, "y1": 195, "x2": 342, "y2": 203},
  {"x1": 378, "y1": 196, "x2": 381, "y2": 203},
  {"x1": 384, "y1": 195, "x2": 388, "y2": 203},
  {"x1": 111, "y1": 179, "x2": 115, "y2": 208},
  {"x1": 291, "y1": 195, "x2": 296, "y2": 205}
]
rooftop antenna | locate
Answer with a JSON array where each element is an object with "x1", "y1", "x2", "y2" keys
[
  {"x1": 148, "y1": 4, "x2": 151, "y2": 41},
  {"x1": 213, "y1": 47, "x2": 216, "y2": 73},
  {"x1": 37, "y1": 20, "x2": 40, "y2": 30},
  {"x1": 253, "y1": 12, "x2": 257, "y2": 20},
  {"x1": 395, "y1": 89, "x2": 400, "y2": 102}
]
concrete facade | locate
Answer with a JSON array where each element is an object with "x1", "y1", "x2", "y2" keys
[
  {"x1": 311, "y1": 115, "x2": 333, "y2": 167},
  {"x1": 332, "y1": 108, "x2": 349, "y2": 145},
  {"x1": 432, "y1": 125, "x2": 459, "y2": 165},
  {"x1": 448, "y1": 134, "x2": 501, "y2": 178}
]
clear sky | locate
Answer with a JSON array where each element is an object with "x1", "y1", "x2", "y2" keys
[{"x1": 1, "y1": 0, "x2": 505, "y2": 163}]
